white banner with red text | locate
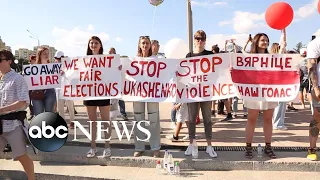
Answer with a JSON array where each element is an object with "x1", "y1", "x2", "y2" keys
[
  {"x1": 59, "y1": 54, "x2": 122, "y2": 100},
  {"x1": 230, "y1": 53, "x2": 300, "y2": 102}
]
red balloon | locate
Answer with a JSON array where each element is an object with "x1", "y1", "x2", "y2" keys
[
  {"x1": 265, "y1": 2, "x2": 294, "y2": 30},
  {"x1": 318, "y1": 0, "x2": 320, "y2": 14}
]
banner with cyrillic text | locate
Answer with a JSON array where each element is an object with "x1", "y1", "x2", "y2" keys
[
  {"x1": 176, "y1": 53, "x2": 237, "y2": 102},
  {"x1": 230, "y1": 54, "x2": 300, "y2": 102},
  {"x1": 121, "y1": 57, "x2": 178, "y2": 102},
  {"x1": 60, "y1": 55, "x2": 121, "y2": 100},
  {"x1": 23, "y1": 63, "x2": 61, "y2": 90}
]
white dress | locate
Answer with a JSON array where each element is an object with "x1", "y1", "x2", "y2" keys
[{"x1": 244, "y1": 100, "x2": 278, "y2": 110}]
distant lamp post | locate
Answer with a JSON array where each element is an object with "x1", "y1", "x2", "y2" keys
[
  {"x1": 187, "y1": 0, "x2": 193, "y2": 53},
  {"x1": 27, "y1": 29, "x2": 40, "y2": 47}
]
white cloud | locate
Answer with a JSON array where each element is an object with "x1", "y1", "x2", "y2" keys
[
  {"x1": 52, "y1": 25, "x2": 110, "y2": 57},
  {"x1": 87, "y1": 24, "x2": 94, "y2": 31},
  {"x1": 214, "y1": 2, "x2": 227, "y2": 6},
  {"x1": 219, "y1": 0, "x2": 317, "y2": 33},
  {"x1": 230, "y1": 11, "x2": 265, "y2": 33},
  {"x1": 295, "y1": 0, "x2": 318, "y2": 18},
  {"x1": 115, "y1": 37, "x2": 122, "y2": 42},
  {"x1": 191, "y1": 0, "x2": 227, "y2": 7}
]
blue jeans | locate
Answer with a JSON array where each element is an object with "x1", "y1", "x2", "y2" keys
[
  {"x1": 171, "y1": 103, "x2": 177, "y2": 123},
  {"x1": 32, "y1": 89, "x2": 57, "y2": 116},
  {"x1": 118, "y1": 100, "x2": 127, "y2": 116},
  {"x1": 272, "y1": 102, "x2": 286, "y2": 128}
]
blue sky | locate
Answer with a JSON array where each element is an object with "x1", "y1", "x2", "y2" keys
[{"x1": 0, "y1": 0, "x2": 319, "y2": 57}]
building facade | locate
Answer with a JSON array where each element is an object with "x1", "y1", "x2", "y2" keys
[{"x1": 0, "y1": 36, "x2": 12, "y2": 52}]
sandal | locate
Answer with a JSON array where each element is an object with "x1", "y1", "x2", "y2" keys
[
  {"x1": 245, "y1": 143, "x2": 253, "y2": 159},
  {"x1": 265, "y1": 143, "x2": 276, "y2": 159}
]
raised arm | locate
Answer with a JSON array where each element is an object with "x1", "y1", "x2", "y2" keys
[
  {"x1": 242, "y1": 35, "x2": 252, "y2": 54},
  {"x1": 279, "y1": 29, "x2": 287, "y2": 54}
]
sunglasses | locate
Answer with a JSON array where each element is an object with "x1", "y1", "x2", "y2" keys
[
  {"x1": 140, "y1": 36, "x2": 150, "y2": 39},
  {"x1": 195, "y1": 37, "x2": 205, "y2": 41}
]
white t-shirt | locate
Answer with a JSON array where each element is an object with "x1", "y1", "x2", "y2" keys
[{"x1": 307, "y1": 37, "x2": 320, "y2": 86}]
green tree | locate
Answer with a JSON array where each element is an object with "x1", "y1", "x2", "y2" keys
[{"x1": 293, "y1": 42, "x2": 305, "y2": 53}]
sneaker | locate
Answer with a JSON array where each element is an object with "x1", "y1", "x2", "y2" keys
[
  {"x1": 170, "y1": 122, "x2": 176, "y2": 129},
  {"x1": 192, "y1": 142, "x2": 198, "y2": 158},
  {"x1": 273, "y1": 126, "x2": 288, "y2": 130},
  {"x1": 102, "y1": 148, "x2": 111, "y2": 158},
  {"x1": 287, "y1": 106, "x2": 298, "y2": 111},
  {"x1": 185, "y1": 142, "x2": 198, "y2": 158},
  {"x1": 221, "y1": 114, "x2": 233, "y2": 121},
  {"x1": 133, "y1": 151, "x2": 144, "y2": 157},
  {"x1": 153, "y1": 150, "x2": 160, "y2": 158},
  {"x1": 307, "y1": 148, "x2": 318, "y2": 161},
  {"x1": 211, "y1": 110, "x2": 216, "y2": 117},
  {"x1": 206, "y1": 146, "x2": 217, "y2": 158},
  {"x1": 122, "y1": 114, "x2": 129, "y2": 121},
  {"x1": 182, "y1": 135, "x2": 189, "y2": 140},
  {"x1": 233, "y1": 112, "x2": 237, "y2": 118},
  {"x1": 87, "y1": 149, "x2": 97, "y2": 158},
  {"x1": 166, "y1": 135, "x2": 179, "y2": 141}
]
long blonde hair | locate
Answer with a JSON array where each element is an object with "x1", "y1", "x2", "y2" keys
[{"x1": 270, "y1": 43, "x2": 280, "y2": 54}]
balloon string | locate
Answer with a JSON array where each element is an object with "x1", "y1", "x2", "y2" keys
[{"x1": 152, "y1": 6, "x2": 157, "y2": 37}]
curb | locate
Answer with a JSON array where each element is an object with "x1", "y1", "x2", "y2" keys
[
  {"x1": 0, "y1": 170, "x2": 116, "y2": 180},
  {"x1": 1, "y1": 151, "x2": 320, "y2": 172}
]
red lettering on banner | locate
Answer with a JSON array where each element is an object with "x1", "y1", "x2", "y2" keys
[
  {"x1": 79, "y1": 70, "x2": 102, "y2": 81},
  {"x1": 236, "y1": 55, "x2": 293, "y2": 69},
  {"x1": 83, "y1": 56, "x2": 113, "y2": 68},
  {"x1": 285, "y1": 57, "x2": 292, "y2": 68},
  {"x1": 63, "y1": 83, "x2": 119, "y2": 97},
  {"x1": 177, "y1": 56, "x2": 222, "y2": 76},
  {"x1": 126, "y1": 61, "x2": 166, "y2": 78},
  {"x1": 238, "y1": 86, "x2": 259, "y2": 97},
  {"x1": 191, "y1": 75, "x2": 208, "y2": 82},
  {"x1": 123, "y1": 81, "x2": 177, "y2": 98},
  {"x1": 244, "y1": 57, "x2": 251, "y2": 67},
  {"x1": 31, "y1": 75, "x2": 59, "y2": 86},
  {"x1": 274, "y1": 57, "x2": 283, "y2": 69},
  {"x1": 237, "y1": 57, "x2": 244, "y2": 66},
  {"x1": 261, "y1": 57, "x2": 268, "y2": 68},
  {"x1": 212, "y1": 83, "x2": 234, "y2": 96},
  {"x1": 262, "y1": 87, "x2": 293, "y2": 98},
  {"x1": 202, "y1": 85, "x2": 210, "y2": 97},
  {"x1": 64, "y1": 59, "x2": 79, "y2": 70}
]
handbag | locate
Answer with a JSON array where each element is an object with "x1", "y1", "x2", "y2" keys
[{"x1": 30, "y1": 90, "x2": 45, "y2": 100}]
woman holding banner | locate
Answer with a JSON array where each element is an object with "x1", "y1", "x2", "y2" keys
[
  {"x1": 30, "y1": 47, "x2": 57, "y2": 116},
  {"x1": 83, "y1": 36, "x2": 112, "y2": 158},
  {"x1": 132, "y1": 36, "x2": 161, "y2": 158},
  {"x1": 242, "y1": 32, "x2": 286, "y2": 159},
  {"x1": 184, "y1": 30, "x2": 217, "y2": 159}
]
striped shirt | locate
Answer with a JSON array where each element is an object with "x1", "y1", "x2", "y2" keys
[{"x1": 0, "y1": 69, "x2": 29, "y2": 132}]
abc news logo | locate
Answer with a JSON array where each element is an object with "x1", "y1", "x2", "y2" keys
[{"x1": 28, "y1": 112, "x2": 151, "y2": 152}]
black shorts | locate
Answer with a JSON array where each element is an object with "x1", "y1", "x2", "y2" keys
[
  {"x1": 299, "y1": 80, "x2": 311, "y2": 93},
  {"x1": 83, "y1": 99, "x2": 110, "y2": 106}
]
